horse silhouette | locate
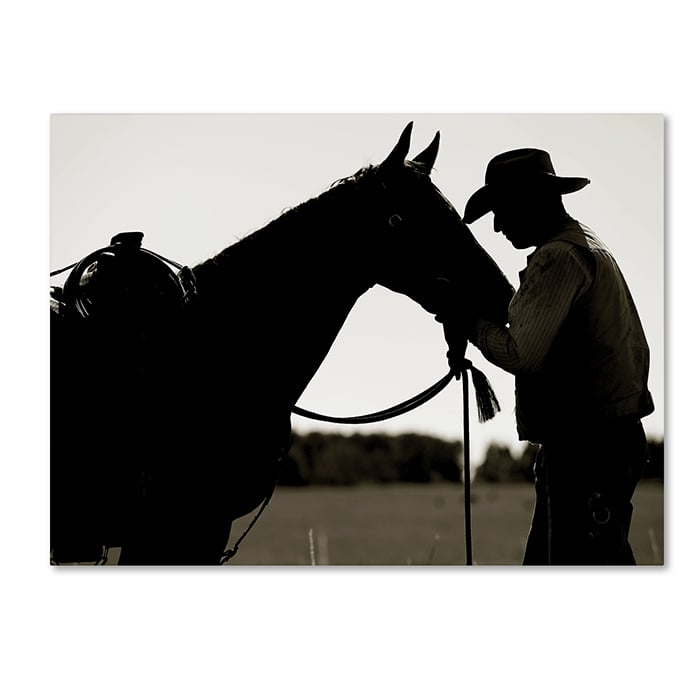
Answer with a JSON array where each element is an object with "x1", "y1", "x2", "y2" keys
[{"x1": 50, "y1": 123, "x2": 514, "y2": 565}]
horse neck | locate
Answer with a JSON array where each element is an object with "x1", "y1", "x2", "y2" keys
[{"x1": 191, "y1": 189, "x2": 376, "y2": 406}]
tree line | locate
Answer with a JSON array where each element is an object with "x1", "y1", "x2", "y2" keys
[
  {"x1": 278, "y1": 432, "x2": 664, "y2": 486},
  {"x1": 279, "y1": 432, "x2": 463, "y2": 485}
]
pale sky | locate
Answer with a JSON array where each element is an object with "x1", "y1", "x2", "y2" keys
[{"x1": 51, "y1": 113, "x2": 664, "y2": 466}]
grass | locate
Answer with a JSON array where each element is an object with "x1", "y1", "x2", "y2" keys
[{"x1": 224, "y1": 480, "x2": 664, "y2": 566}]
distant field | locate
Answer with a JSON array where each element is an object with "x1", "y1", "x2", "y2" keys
[{"x1": 225, "y1": 480, "x2": 664, "y2": 566}]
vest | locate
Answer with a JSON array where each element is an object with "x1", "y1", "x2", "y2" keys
[{"x1": 515, "y1": 223, "x2": 655, "y2": 442}]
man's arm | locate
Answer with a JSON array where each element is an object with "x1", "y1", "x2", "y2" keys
[{"x1": 464, "y1": 242, "x2": 593, "y2": 375}]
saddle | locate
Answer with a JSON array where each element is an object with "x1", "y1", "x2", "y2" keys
[
  {"x1": 51, "y1": 231, "x2": 196, "y2": 323},
  {"x1": 50, "y1": 232, "x2": 196, "y2": 564}
]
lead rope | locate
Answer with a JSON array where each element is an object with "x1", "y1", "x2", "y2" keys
[
  {"x1": 462, "y1": 366, "x2": 473, "y2": 566},
  {"x1": 458, "y1": 357, "x2": 501, "y2": 566}
]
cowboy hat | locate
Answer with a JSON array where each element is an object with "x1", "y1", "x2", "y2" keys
[{"x1": 463, "y1": 148, "x2": 590, "y2": 224}]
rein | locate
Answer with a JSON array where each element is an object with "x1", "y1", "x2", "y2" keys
[{"x1": 291, "y1": 371, "x2": 453, "y2": 424}]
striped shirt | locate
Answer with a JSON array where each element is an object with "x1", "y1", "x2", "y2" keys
[{"x1": 473, "y1": 236, "x2": 594, "y2": 375}]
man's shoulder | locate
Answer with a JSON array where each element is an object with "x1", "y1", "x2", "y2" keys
[
  {"x1": 529, "y1": 227, "x2": 596, "y2": 283},
  {"x1": 549, "y1": 221, "x2": 608, "y2": 250},
  {"x1": 535, "y1": 221, "x2": 607, "y2": 262},
  {"x1": 531, "y1": 236, "x2": 583, "y2": 264}
]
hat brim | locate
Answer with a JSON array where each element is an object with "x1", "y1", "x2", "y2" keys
[{"x1": 463, "y1": 174, "x2": 590, "y2": 224}]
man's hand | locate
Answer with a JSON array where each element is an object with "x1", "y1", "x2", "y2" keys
[
  {"x1": 446, "y1": 349, "x2": 470, "y2": 380},
  {"x1": 439, "y1": 314, "x2": 472, "y2": 376}
]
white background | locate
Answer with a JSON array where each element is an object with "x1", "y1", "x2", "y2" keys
[{"x1": 2, "y1": 2, "x2": 694, "y2": 699}]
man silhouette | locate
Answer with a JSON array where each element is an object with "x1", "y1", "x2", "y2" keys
[{"x1": 444, "y1": 148, "x2": 655, "y2": 564}]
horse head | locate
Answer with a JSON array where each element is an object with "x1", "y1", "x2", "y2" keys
[{"x1": 362, "y1": 122, "x2": 514, "y2": 326}]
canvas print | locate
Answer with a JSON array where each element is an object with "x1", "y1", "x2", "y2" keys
[{"x1": 50, "y1": 114, "x2": 663, "y2": 566}]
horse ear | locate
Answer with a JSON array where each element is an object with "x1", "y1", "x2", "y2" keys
[
  {"x1": 380, "y1": 122, "x2": 413, "y2": 170},
  {"x1": 412, "y1": 131, "x2": 440, "y2": 173}
]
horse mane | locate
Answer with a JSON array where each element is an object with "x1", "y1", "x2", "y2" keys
[
  {"x1": 190, "y1": 160, "x2": 432, "y2": 299},
  {"x1": 191, "y1": 165, "x2": 376, "y2": 290}
]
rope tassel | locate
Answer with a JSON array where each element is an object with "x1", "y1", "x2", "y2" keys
[{"x1": 464, "y1": 360, "x2": 501, "y2": 423}]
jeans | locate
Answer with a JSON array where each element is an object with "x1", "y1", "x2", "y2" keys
[{"x1": 523, "y1": 418, "x2": 648, "y2": 565}]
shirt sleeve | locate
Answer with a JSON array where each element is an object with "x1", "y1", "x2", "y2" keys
[{"x1": 472, "y1": 242, "x2": 593, "y2": 374}]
